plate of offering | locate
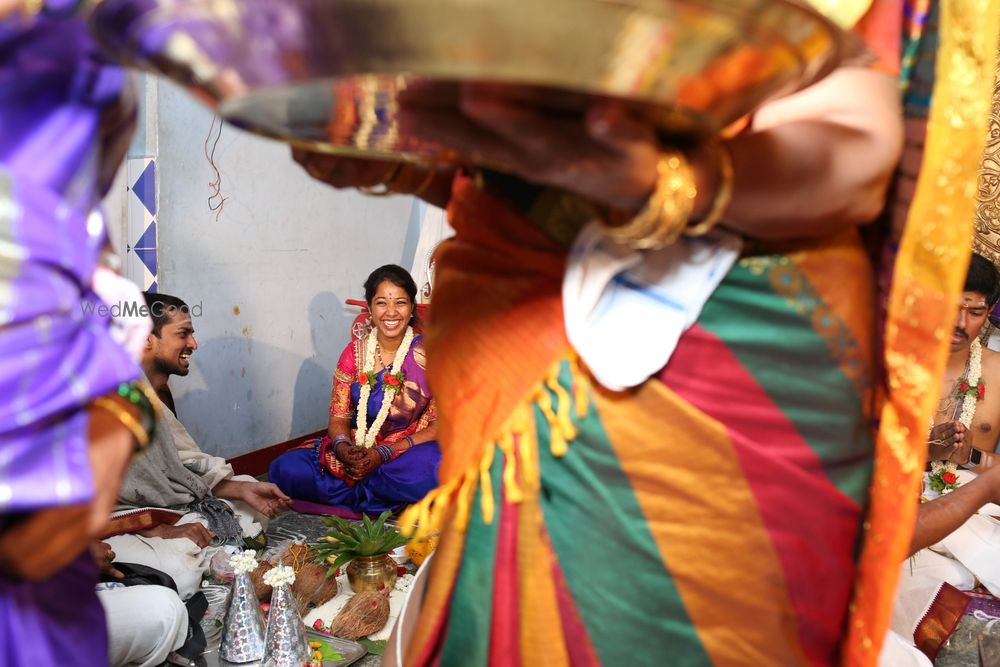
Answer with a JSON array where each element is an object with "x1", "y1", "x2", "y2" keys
[
  {"x1": 303, "y1": 629, "x2": 367, "y2": 666},
  {"x1": 89, "y1": 0, "x2": 856, "y2": 161},
  {"x1": 208, "y1": 628, "x2": 366, "y2": 666}
]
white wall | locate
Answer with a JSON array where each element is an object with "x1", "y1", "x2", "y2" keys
[{"x1": 153, "y1": 81, "x2": 421, "y2": 459}]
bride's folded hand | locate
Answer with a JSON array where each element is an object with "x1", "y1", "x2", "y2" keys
[
  {"x1": 334, "y1": 441, "x2": 368, "y2": 464},
  {"x1": 345, "y1": 449, "x2": 382, "y2": 480}
]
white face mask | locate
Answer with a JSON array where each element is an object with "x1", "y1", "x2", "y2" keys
[{"x1": 91, "y1": 262, "x2": 152, "y2": 363}]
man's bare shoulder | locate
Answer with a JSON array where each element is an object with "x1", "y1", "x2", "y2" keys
[{"x1": 980, "y1": 347, "x2": 1000, "y2": 379}]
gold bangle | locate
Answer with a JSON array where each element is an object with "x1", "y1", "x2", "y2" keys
[
  {"x1": 91, "y1": 397, "x2": 150, "y2": 451},
  {"x1": 359, "y1": 162, "x2": 405, "y2": 196},
  {"x1": 685, "y1": 141, "x2": 734, "y2": 237},
  {"x1": 602, "y1": 150, "x2": 696, "y2": 250}
]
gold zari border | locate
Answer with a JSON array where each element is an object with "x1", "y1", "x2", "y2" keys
[{"x1": 845, "y1": 1, "x2": 1000, "y2": 664}]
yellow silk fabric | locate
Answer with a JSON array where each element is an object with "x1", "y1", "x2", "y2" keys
[{"x1": 845, "y1": 2, "x2": 1000, "y2": 664}]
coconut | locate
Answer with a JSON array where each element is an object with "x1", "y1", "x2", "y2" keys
[{"x1": 327, "y1": 590, "x2": 390, "y2": 640}]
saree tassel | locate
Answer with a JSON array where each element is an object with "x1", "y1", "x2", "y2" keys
[
  {"x1": 417, "y1": 491, "x2": 434, "y2": 539},
  {"x1": 454, "y1": 466, "x2": 482, "y2": 531},
  {"x1": 560, "y1": 351, "x2": 592, "y2": 421},
  {"x1": 478, "y1": 438, "x2": 498, "y2": 524},
  {"x1": 498, "y1": 429, "x2": 524, "y2": 507},
  {"x1": 518, "y1": 428, "x2": 540, "y2": 494},
  {"x1": 546, "y1": 364, "x2": 579, "y2": 443},
  {"x1": 398, "y1": 473, "x2": 461, "y2": 539},
  {"x1": 397, "y1": 487, "x2": 431, "y2": 538},
  {"x1": 395, "y1": 492, "x2": 422, "y2": 537},
  {"x1": 406, "y1": 358, "x2": 583, "y2": 534},
  {"x1": 535, "y1": 386, "x2": 568, "y2": 458},
  {"x1": 569, "y1": 355, "x2": 592, "y2": 422}
]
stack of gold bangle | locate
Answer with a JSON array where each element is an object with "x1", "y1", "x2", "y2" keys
[
  {"x1": 92, "y1": 397, "x2": 150, "y2": 450},
  {"x1": 89, "y1": 380, "x2": 160, "y2": 454},
  {"x1": 604, "y1": 142, "x2": 733, "y2": 250},
  {"x1": 603, "y1": 150, "x2": 696, "y2": 250},
  {"x1": 685, "y1": 141, "x2": 734, "y2": 238}
]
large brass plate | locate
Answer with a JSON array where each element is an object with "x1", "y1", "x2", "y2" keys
[{"x1": 90, "y1": 0, "x2": 851, "y2": 161}]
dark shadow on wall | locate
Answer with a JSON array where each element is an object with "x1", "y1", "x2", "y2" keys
[
  {"x1": 173, "y1": 335, "x2": 307, "y2": 459},
  {"x1": 289, "y1": 291, "x2": 353, "y2": 438},
  {"x1": 170, "y1": 292, "x2": 354, "y2": 459}
]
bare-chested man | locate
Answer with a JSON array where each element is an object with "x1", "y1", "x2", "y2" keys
[{"x1": 928, "y1": 253, "x2": 1000, "y2": 468}]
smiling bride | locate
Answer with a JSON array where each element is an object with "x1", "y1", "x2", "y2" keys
[{"x1": 270, "y1": 265, "x2": 439, "y2": 514}]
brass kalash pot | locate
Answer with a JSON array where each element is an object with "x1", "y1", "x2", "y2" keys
[
  {"x1": 87, "y1": 0, "x2": 859, "y2": 163},
  {"x1": 346, "y1": 554, "x2": 397, "y2": 593}
]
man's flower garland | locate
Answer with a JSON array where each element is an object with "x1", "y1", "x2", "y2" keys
[
  {"x1": 355, "y1": 326, "x2": 414, "y2": 448},
  {"x1": 928, "y1": 461, "x2": 960, "y2": 494},
  {"x1": 927, "y1": 338, "x2": 985, "y2": 495},
  {"x1": 958, "y1": 337, "x2": 985, "y2": 428}
]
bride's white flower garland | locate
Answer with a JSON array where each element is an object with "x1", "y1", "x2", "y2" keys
[
  {"x1": 355, "y1": 326, "x2": 414, "y2": 448},
  {"x1": 959, "y1": 337, "x2": 984, "y2": 428}
]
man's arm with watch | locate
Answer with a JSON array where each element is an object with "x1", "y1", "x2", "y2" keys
[
  {"x1": 962, "y1": 446, "x2": 993, "y2": 470},
  {"x1": 951, "y1": 433, "x2": 998, "y2": 471}
]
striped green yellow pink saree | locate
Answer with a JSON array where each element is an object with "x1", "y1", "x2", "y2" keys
[{"x1": 402, "y1": 174, "x2": 876, "y2": 666}]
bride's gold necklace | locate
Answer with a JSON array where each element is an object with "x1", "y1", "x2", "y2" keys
[{"x1": 374, "y1": 340, "x2": 399, "y2": 370}]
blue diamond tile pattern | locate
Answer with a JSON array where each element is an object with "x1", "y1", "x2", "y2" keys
[
  {"x1": 126, "y1": 157, "x2": 157, "y2": 292},
  {"x1": 133, "y1": 220, "x2": 156, "y2": 250},
  {"x1": 131, "y1": 159, "x2": 156, "y2": 217},
  {"x1": 133, "y1": 247, "x2": 157, "y2": 277}
]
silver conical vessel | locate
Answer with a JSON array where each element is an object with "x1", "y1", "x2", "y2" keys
[
  {"x1": 220, "y1": 571, "x2": 267, "y2": 663},
  {"x1": 263, "y1": 583, "x2": 308, "y2": 667}
]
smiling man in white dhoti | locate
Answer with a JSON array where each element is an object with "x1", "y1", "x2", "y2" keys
[{"x1": 102, "y1": 292, "x2": 292, "y2": 599}]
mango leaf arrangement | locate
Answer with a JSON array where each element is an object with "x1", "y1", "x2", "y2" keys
[{"x1": 313, "y1": 510, "x2": 408, "y2": 577}]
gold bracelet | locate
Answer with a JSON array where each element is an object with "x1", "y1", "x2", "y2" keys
[
  {"x1": 117, "y1": 380, "x2": 160, "y2": 431},
  {"x1": 91, "y1": 397, "x2": 150, "y2": 451},
  {"x1": 359, "y1": 162, "x2": 405, "y2": 196},
  {"x1": 685, "y1": 141, "x2": 734, "y2": 237},
  {"x1": 602, "y1": 150, "x2": 696, "y2": 250}
]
